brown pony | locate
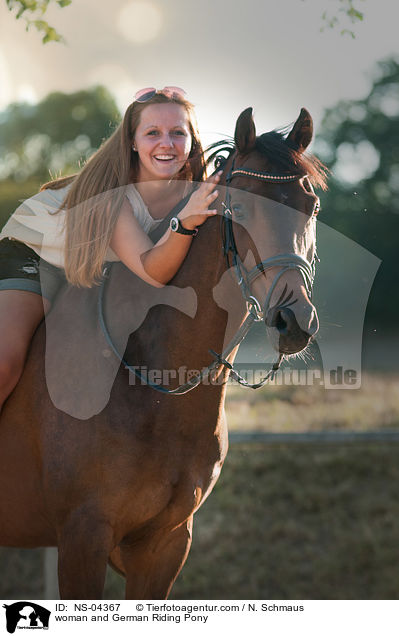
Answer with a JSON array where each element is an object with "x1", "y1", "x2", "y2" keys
[{"x1": 0, "y1": 107, "x2": 326, "y2": 599}]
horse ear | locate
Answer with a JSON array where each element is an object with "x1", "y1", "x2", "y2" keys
[
  {"x1": 234, "y1": 107, "x2": 256, "y2": 153},
  {"x1": 286, "y1": 108, "x2": 313, "y2": 153}
]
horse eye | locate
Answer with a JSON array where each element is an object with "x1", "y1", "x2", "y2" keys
[
  {"x1": 215, "y1": 155, "x2": 227, "y2": 170},
  {"x1": 232, "y1": 204, "x2": 245, "y2": 218}
]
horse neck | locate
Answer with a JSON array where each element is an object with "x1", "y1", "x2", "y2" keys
[{"x1": 128, "y1": 214, "x2": 240, "y2": 375}]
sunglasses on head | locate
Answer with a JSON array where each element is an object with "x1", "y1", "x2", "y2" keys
[{"x1": 134, "y1": 86, "x2": 187, "y2": 103}]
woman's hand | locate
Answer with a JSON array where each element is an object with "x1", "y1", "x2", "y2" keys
[
  {"x1": 178, "y1": 171, "x2": 222, "y2": 231},
  {"x1": 111, "y1": 170, "x2": 225, "y2": 287}
]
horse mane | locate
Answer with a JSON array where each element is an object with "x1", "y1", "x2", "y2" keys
[
  {"x1": 205, "y1": 138, "x2": 235, "y2": 173},
  {"x1": 206, "y1": 129, "x2": 328, "y2": 191}
]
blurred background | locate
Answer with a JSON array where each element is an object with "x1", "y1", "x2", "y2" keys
[{"x1": 0, "y1": 0, "x2": 398, "y2": 599}]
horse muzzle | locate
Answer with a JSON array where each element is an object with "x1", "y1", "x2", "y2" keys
[{"x1": 265, "y1": 305, "x2": 319, "y2": 354}]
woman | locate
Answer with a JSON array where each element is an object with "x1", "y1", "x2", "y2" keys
[{"x1": 0, "y1": 86, "x2": 221, "y2": 411}]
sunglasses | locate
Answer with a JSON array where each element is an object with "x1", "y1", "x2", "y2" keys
[{"x1": 134, "y1": 86, "x2": 187, "y2": 103}]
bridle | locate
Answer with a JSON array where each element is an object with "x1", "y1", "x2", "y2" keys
[
  {"x1": 222, "y1": 157, "x2": 316, "y2": 318},
  {"x1": 207, "y1": 154, "x2": 317, "y2": 387},
  {"x1": 98, "y1": 152, "x2": 318, "y2": 394}
]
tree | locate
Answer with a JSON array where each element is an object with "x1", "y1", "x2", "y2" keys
[
  {"x1": 0, "y1": 86, "x2": 121, "y2": 183},
  {"x1": 5, "y1": 0, "x2": 71, "y2": 43},
  {"x1": 0, "y1": 86, "x2": 121, "y2": 227},
  {"x1": 6, "y1": 0, "x2": 365, "y2": 44},
  {"x1": 319, "y1": 0, "x2": 365, "y2": 38},
  {"x1": 314, "y1": 57, "x2": 399, "y2": 329}
]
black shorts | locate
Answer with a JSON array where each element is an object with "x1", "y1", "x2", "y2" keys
[{"x1": 0, "y1": 238, "x2": 66, "y2": 302}]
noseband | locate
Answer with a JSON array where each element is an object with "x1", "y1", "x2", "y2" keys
[{"x1": 99, "y1": 155, "x2": 318, "y2": 393}]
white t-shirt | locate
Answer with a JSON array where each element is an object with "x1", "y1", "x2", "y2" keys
[{"x1": 0, "y1": 183, "x2": 163, "y2": 268}]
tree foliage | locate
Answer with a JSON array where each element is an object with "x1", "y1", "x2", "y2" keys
[
  {"x1": 6, "y1": 0, "x2": 366, "y2": 44},
  {"x1": 0, "y1": 86, "x2": 121, "y2": 184},
  {"x1": 314, "y1": 57, "x2": 399, "y2": 328},
  {"x1": 5, "y1": 0, "x2": 71, "y2": 43},
  {"x1": 320, "y1": 0, "x2": 365, "y2": 38}
]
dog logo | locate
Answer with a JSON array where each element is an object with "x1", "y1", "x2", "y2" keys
[{"x1": 2, "y1": 602, "x2": 50, "y2": 633}]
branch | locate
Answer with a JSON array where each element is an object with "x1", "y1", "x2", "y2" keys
[
  {"x1": 5, "y1": 0, "x2": 72, "y2": 43},
  {"x1": 320, "y1": 0, "x2": 365, "y2": 38}
]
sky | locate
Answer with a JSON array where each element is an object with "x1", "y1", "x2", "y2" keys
[{"x1": 0, "y1": 0, "x2": 398, "y2": 147}]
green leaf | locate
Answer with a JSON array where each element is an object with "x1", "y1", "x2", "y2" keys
[
  {"x1": 42, "y1": 26, "x2": 62, "y2": 43},
  {"x1": 6, "y1": 0, "x2": 72, "y2": 44},
  {"x1": 33, "y1": 18, "x2": 48, "y2": 30},
  {"x1": 21, "y1": 0, "x2": 39, "y2": 11},
  {"x1": 340, "y1": 28, "x2": 356, "y2": 38},
  {"x1": 348, "y1": 7, "x2": 364, "y2": 21}
]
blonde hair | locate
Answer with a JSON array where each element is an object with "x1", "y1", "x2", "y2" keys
[{"x1": 41, "y1": 93, "x2": 205, "y2": 287}]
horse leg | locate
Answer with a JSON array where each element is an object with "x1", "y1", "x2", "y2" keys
[
  {"x1": 57, "y1": 510, "x2": 115, "y2": 599},
  {"x1": 120, "y1": 517, "x2": 193, "y2": 599}
]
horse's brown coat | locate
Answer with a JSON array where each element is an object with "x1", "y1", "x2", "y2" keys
[{"x1": 0, "y1": 108, "x2": 323, "y2": 599}]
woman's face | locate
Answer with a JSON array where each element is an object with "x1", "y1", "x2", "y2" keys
[{"x1": 133, "y1": 103, "x2": 192, "y2": 182}]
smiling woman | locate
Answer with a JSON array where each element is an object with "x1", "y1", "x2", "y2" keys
[
  {"x1": 0, "y1": 104, "x2": 328, "y2": 601},
  {"x1": 116, "y1": 1, "x2": 163, "y2": 44},
  {"x1": 132, "y1": 102, "x2": 192, "y2": 183},
  {"x1": 0, "y1": 87, "x2": 220, "y2": 412}
]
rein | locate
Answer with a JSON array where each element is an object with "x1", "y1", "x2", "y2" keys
[
  {"x1": 98, "y1": 154, "x2": 316, "y2": 394},
  {"x1": 98, "y1": 274, "x2": 274, "y2": 394}
]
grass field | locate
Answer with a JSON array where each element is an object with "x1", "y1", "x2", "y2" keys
[
  {"x1": 101, "y1": 440, "x2": 399, "y2": 600},
  {"x1": 225, "y1": 373, "x2": 399, "y2": 432}
]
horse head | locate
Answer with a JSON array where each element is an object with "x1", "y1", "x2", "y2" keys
[{"x1": 216, "y1": 107, "x2": 327, "y2": 356}]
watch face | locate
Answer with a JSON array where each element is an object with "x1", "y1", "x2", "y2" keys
[{"x1": 170, "y1": 217, "x2": 179, "y2": 232}]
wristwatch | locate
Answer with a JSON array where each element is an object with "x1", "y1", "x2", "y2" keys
[{"x1": 169, "y1": 217, "x2": 198, "y2": 236}]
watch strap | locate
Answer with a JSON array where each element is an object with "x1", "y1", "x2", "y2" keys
[{"x1": 170, "y1": 217, "x2": 198, "y2": 236}]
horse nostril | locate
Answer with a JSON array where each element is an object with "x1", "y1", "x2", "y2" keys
[
  {"x1": 267, "y1": 307, "x2": 308, "y2": 337},
  {"x1": 275, "y1": 311, "x2": 288, "y2": 334},
  {"x1": 265, "y1": 306, "x2": 316, "y2": 354},
  {"x1": 266, "y1": 306, "x2": 291, "y2": 333}
]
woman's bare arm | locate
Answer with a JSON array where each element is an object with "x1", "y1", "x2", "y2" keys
[{"x1": 110, "y1": 174, "x2": 221, "y2": 287}]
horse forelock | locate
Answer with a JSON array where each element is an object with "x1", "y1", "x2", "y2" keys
[
  {"x1": 256, "y1": 130, "x2": 328, "y2": 191},
  {"x1": 206, "y1": 132, "x2": 328, "y2": 191}
]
